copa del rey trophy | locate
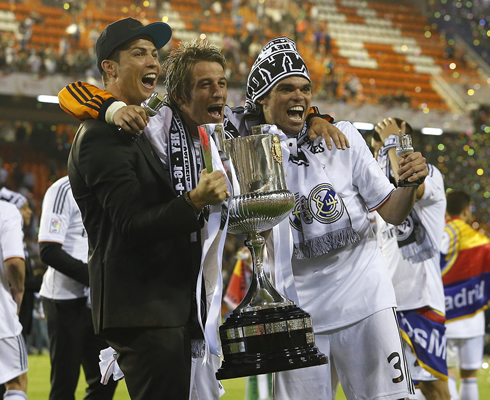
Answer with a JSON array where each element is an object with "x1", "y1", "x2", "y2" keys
[{"x1": 198, "y1": 123, "x2": 328, "y2": 380}]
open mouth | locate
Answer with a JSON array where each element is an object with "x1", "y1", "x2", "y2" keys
[
  {"x1": 287, "y1": 105, "x2": 305, "y2": 122},
  {"x1": 141, "y1": 73, "x2": 156, "y2": 89},
  {"x1": 207, "y1": 105, "x2": 223, "y2": 119}
]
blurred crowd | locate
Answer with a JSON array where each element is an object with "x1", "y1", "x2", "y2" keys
[
  {"x1": 427, "y1": 0, "x2": 490, "y2": 65},
  {"x1": 0, "y1": 0, "x2": 349, "y2": 95}
]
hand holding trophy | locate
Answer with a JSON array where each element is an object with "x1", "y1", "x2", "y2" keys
[
  {"x1": 395, "y1": 133, "x2": 424, "y2": 187},
  {"x1": 199, "y1": 123, "x2": 328, "y2": 380}
]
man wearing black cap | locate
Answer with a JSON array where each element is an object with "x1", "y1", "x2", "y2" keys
[{"x1": 68, "y1": 18, "x2": 229, "y2": 400}]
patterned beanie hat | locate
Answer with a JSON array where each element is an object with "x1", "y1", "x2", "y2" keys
[{"x1": 245, "y1": 36, "x2": 310, "y2": 113}]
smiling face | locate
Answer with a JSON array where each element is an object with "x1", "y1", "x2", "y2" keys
[
  {"x1": 177, "y1": 61, "x2": 227, "y2": 136},
  {"x1": 105, "y1": 37, "x2": 161, "y2": 105},
  {"x1": 259, "y1": 76, "x2": 312, "y2": 135}
]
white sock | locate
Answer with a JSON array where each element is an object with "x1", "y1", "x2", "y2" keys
[
  {"x1": 4, "y1": 390, "x2": 27, "y2": 400},
  {"x1": 460, "y1": 377, "x2": 478, "y2": 400},
  {"x1": 448, "y1": 375, "x2": 459, "y2": 400}
]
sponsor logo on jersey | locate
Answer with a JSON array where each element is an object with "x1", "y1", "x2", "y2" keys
[{"x1": 49, "y1": 218, "x2": 61, "y2": 233}]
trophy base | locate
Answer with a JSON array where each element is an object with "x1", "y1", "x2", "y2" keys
[{"x1": 216, "y1": 305, "x2": 328, "y2": 380}]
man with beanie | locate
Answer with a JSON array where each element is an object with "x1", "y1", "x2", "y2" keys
[
  {"x1": 245, "y1": 37, "x2": 427, "y2": 400},
  {"x1": 68, "y1": 18, "x2": 229, "y2": 400}
]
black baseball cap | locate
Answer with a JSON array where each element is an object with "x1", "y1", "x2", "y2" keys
[{"x1": 95, "y1": 17, "x2": 172, "y2": 74}]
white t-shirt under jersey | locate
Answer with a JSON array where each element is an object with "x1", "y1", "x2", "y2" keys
[
  {"x1": 376, "y1": 165, "x2": 446, "y2": 313},
  {"x1": 39, "y1": 176, "x2": 88, "y2": 300},
  {"x1": 291, "y1": 122, "x2": 398, "y2": 333},
  {"x1": 0, "y1": 201, "x2": 25, "y2": 338}
]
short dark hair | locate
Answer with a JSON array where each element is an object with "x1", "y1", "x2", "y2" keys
[
  {"x1": 101, "y1": 48, "x2": 122, "y2": 87},
  {"x1": 446, "y1": 190, "x2": 471, "y2": 216}
]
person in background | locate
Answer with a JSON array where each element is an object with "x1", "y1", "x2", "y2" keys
[
  {"x1": 38, "y1": 176, "x2": 117, "y2": 400},
  {"x1": 0, "y1": 188, "x2": 43, "y2": 350},
  {"x1": 374, "y1": 117, "x2": 449, "y2": 400},
  {"x1": 0, "y1": 187, "x2": 38, "y2": 399},
  {"x1": 0, "y1": 199, "x2": 27, "y2": 400},
  {"x1": 441, "y1": 190, "x2": 490, "y2": 400}
]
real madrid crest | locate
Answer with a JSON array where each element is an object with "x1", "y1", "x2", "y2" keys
[{"x1": 271, "y1": 135, "x2": 283, "y2": 163}]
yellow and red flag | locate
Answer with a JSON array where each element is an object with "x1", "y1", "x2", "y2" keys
[{"x1": 440, "y1": 217, "x2": 490, "y2": 322}]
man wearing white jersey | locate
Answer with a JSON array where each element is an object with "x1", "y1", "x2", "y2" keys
[
  {"x1": 38, "y1": 176, "x2": 117, "y2": 400},
  {"x1": 374, "y1": 118, "x2": 449, "y2": 400},
  {"x1": 241, "y1": 37, "x2": 428, "y2": 400},
  {"x1": 441, "y1": 190, "x2": 489, "y2": 400},
  {"x1": 0, "y1": 200, "x2": 27, "y2": 400}
]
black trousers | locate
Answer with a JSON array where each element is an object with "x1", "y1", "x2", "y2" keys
[
  {"x1": 42, "y1": 297, "x2": 118, "y2": 400},
  {"x1": 104, "y1": 326, "x2": 191, "y2": 400}
]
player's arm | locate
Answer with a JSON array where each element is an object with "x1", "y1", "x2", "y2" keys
[
  {"x1": 38, "y1": 242, "x2": 89, "y2": 286},
  {"x1": 306, "y1": 106, "x2": 350, "y2": 150},
  {"x1": 59, "y1": 81, "x2": 148, "y2": 133},
  {"x1": 59, "y1": 81, "x2": 118, "y2": 121},
  {"x1": 5, "y1": 257, "x2": 25, "y2": 314},
  {"x1": 376, "y1": 151, "x2": 428, "y2": 226}
]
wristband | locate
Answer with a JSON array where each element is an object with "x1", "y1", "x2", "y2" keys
[
  {"x1": 383, "y1": 134, "x2": 399, "y2": 149},
  {"x1": 105, "y1": 101, "x2": 127, "y2": 125},
  {"x1": 183, "y1": 191, "x2": 201, "y2": 215}
]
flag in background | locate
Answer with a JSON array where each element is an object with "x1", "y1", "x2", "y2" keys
[
  {"x1": 440, "y1": 217, "x2": 490, "y2": 322},
  {"x1": 223, "y1": 247, "x2": 252, "y2": 311},
  {"x1": 222, "y1": 247, "x2": 272, "y2": 400}
]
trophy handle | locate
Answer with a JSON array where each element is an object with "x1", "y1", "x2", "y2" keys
[{"x1": 234, "y1": 232, "x2": 293, "y2": 314}]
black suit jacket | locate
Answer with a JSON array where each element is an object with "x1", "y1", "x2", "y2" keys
[{"x1": 68, "y1": 120, "x2": 203, "y2": 334}]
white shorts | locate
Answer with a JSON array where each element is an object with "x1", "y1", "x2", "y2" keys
[
  {"x1": 274, "y1": 308, "x2": 416, "y2": 400},
  {"x1": 0, "y1": 334, "x2": 28, "y2": 385},
  {"x1": 447, "y1": 336, "x2": 484, "y2": 371},
  {"x1": 190, "y1": 353, "x2": 224, "y2": 399}
]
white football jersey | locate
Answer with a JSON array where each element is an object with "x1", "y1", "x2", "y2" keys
[
  {"x1": 290, "y1": 122, "x2": 397, "y2": 332},
  {"x1": 376, "y1": 165, "x2": 446, "y2": 313},
  {"x1": 39, "y1": 176, "x2": 88, "y2": 300},
  {"x1": 0, "y1": 201, "x2": 25, "y2": 338}
]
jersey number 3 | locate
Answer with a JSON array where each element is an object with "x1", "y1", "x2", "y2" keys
[{"x1": 388, "y1": 352, "x2": 405, "y2": 383}]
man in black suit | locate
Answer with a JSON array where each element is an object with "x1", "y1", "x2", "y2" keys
[{"x1": 67, "y1": 18, "x2": 229, "y2": 400}]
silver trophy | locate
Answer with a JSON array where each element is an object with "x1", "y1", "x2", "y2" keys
[
  {"x1": 199, "y1": 124, "x2": 327, "y2": 380},
  {"x1": 395, "y1": 133, "x2": 423, "y2": 187}
]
